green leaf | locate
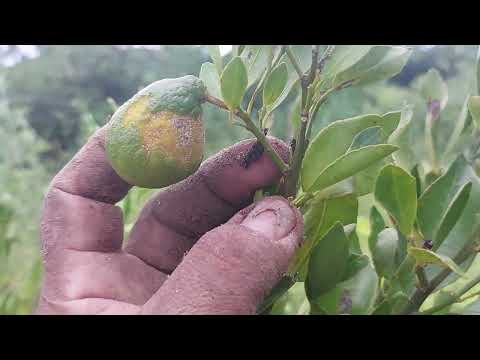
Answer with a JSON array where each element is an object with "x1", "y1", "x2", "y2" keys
[
  {"x1": 207, "y1": 45, "x2": 223, "y2": 75},
  {"x1": 333, "y1": 45, "x2": 412, "y2": 87},
  {"x1": 241, "y1": 45, "x2": 276, "y2": 89},
  {"x1": 372, "y1": 228, "x2": 399, "y2": 279},
  {"x1": 309, "y1": 287, "x2": 343, "y2": 315},
  {"x1": 199, "y1": 62, "x2": 221, "y2": 98},
  {"x1": 348, "y1": 126, "x2": 384, "y2": 151},
  {"x1": 270, "y1": 282, "x2": 309, "y2": 315},
  {"x1": 262, "y1": 62, "x2": 288, "y2": 107},
  {"x1": 411, "y1": 164, "x2": 422, "y2": 198},
  {"x1": 444, "y1": 96, "x2": 472, "y2": 161},
  {"x1": 301, "y1": 113, "x2": 400, "y2": 192},
  {"x1": 345, "y1": 224, "x2": 361, "y2": 255},
  {"x1": 220, "y1": 56, "x2": 248, "y2": 111},
  {"x1": 419, "y1": 68, "x2": 448, "y2": 113},
  {"x1": 368, "y1": 206, "x2": 386, "y2": 255},
  {"x1": 417, "y1": 156, "x2": 472, "y2": 246},
  {"x1": 319, "y1": 45, "x2": 375, "y2": 89},
  {"x1": 338, "y1": 259, "x2": 379, "y2": 314},
  {"x1": 289, "y1": 194, "x2": 358, "y2": 279},
  {"x1": 256, "y1": 276, "x2": 296, "y2": 314},
  {"x1": 307, "y1": 145, "x2": 398, "y2": 193},
  {"x1": 476, "y1": 45, "x2": 480, "y2": 95},
  {"x1": 468, "y1": 96, "x2": 480, "y2": 128},
  {"x1": 390, "y1": 104, "x2": 417, "y2": 171},
  {"x1": 374, "y1": 164, "x2": 417, "y2": 235},
  {"x1": 433, "y1": 182, "x2": 472, "y2": 251},
  {"x1": 305, "y1": 223, "x2": 350, "y2": 300},
  {"x1": 408, "y1": 247, "x2": 467, "y2": 278}
]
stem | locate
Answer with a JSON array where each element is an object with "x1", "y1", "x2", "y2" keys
[
  {"x1": 306, "y1": 80, "x2": 353, "y2": 141},
  {"x1": 425, "y1": 112, "x2": 440, "y2": 174},
  {"x1": 419, "y1": 272, "x2": 480, "y2": 315},
  {"x1": 415, "y1": 266, "x2": 429, "y2": 290},
  {"x1": 283, "y1": 46, "x2": 319, "y2": 197},
  {"x1": 204, "y1": 94, "x2": 289, "y2": 174},
  {"x1": 318, "y1": 45, "x2": 335, "y2": 72},
  {"x1": 306, "y1": 45, "x2": 320, "y2": 86},
  {"x1": 398, "y1": 239, "x2": 477, "y2": 315}
]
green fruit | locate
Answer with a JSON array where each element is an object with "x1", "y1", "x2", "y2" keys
[{"x1": 106, "y1": 75, "x2": 206, "y2": 188}]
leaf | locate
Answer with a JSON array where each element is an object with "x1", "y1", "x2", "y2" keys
[
  {"x1": 419, "y1": 68, "x2": 448, "y2": 114},
  {"x1": 305, "y1": 223, "x2": 350, "y2": 300},
  {"x1": 309, "y1": 287, "x2": 343, "y2": 315},
  {"x1": 476, "y1": 45, "x2": 480, "y2": 95},
  {"x1": 408, "y1": 247, "x2": 467, "y2": 278},
  {"x1": 289, "y1": 194, "x2": 358, "y2": 279},
  {"x1": 241, "y1": 45, "x2": 276, "y2": 88},
  {"x1": 263, "y1": 62, "x2": 288, "y2": 107},
  {"x1": 368, "y1": 206, "x2": 386, "y2": 255},
  {"x1": 338, "y1": 259, "x2": 379, "y2": 314},
  {"x1": 199, "y1": 62, "x2": 221, "y2": 98},
  {"x1": 468, "y1": 96, "x2": 480, "y2": 128},
  {"x1": 433, "y1": 182, "x2": 472, "y2": 251},
  {"x1": 256, "y1": 276, "x2": 296, "y2": 314},
  {"x1": 333, "y1": 45, "x2": 412, "y2": 87},
  {"x1": 319, "y1": 45, "x2": 375, "y2": 88},
  {"x1": 372, "y1": 228, "x2": 399, "y2": 279},
  {"x1": 417, "y1": 156, "x2": 472, "y2": 247},
  {"x1": 270, "y1": 282, "x2": 309, "y2": 315},
  {"x1": 345, "y1": 224, "x2": 361, "y2": 255},
  {"x1": 220, "y1": 56, "x2": 248, "y2": 111},
  {"x1": 411, "y1": 164, "x2": 422, "y2": 198},
  {"x1": 348, "y1": 126, "x2": 384, "y2": 151},
  {"x1": 444, "y1": 96, "x2": 473, "y2": 160},
  {"x1": 207, "y1": 45, "x2": 223, "y2": 75},
  {"x1": 267, "y1": 78, "x2": 300, "y2": 117},
  {"x1": 374, "y1": 164, "x2": 417, "y2": 235},
  {"x1": 307, "y1": 145, "x2": 398, "y2": 193},
  {"x1": 301, "y1": 113, "x2": 400, "y2": 192}
]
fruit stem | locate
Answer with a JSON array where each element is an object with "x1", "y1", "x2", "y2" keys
[{"x1": 204, "y1": 94, "x2": 289, "y2": 174}]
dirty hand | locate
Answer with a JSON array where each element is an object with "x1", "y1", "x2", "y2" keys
[{"x1": 36, "y1": 127, "x2": 304, "y2": 315}]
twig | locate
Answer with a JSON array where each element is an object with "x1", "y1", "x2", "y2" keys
[
  {"x1": 204, "y1": 94, "x2": 289, "y2": 174},
  {"x1": 419, "y1": 272, "x2": 480, "y2": 315},
  {"x1": 398, "y1": 238, "x2": 478, "y2": 315}
]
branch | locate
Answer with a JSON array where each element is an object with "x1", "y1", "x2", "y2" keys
[
  {"x1": 419, "y1": 272, "x2": 480, "y2": 315},
  {"x1": 398, "y1": 238, "x2": 478, "y2": 315},
  {"x1": 283, "y1": 46, "x2": 319, "y2": 197},
  {"x1": 204, "y1": 94, "x2": 289, "y2": 174}
]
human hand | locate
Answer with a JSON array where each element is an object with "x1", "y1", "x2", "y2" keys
[{"x1": 36, "y1": 127, "x2": 304, "y2": 315}]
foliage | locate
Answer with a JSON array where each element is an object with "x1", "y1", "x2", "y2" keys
[{"x1": 3, "y1": 45, "x2": 480, "y2": 315}]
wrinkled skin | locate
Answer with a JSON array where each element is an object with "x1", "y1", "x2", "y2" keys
[{"x1": 37, "y1": 126, "x2": 304, "y2": 315}]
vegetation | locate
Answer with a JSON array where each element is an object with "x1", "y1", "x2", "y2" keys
[{"x1": 1, "y1": 45, "x2": 479, "y2": 315}]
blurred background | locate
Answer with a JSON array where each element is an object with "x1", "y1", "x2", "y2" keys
[{"x1": 0, "y1": 45, "x2": 477, "y2": 314}]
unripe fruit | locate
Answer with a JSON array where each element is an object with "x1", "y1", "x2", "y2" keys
[{"x1": 106, "y1": 75, "x2": 206, "y2": 188}]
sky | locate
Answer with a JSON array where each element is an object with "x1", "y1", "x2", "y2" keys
[{"x1": 0, "y1": 45, "x2": 233, "y2": 67}]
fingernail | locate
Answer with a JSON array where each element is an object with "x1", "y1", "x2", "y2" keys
[{"x1": 241, "y1": 198, "x2": 296, "y2": 241}]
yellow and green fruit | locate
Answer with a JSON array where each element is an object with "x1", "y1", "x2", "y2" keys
[{"x1": 106, "y1": 75, "x2": 206, "y2": 188}]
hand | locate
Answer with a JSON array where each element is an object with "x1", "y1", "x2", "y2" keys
[{"x1": 36, "y1": 126, "x2": 304, "y2": 315}]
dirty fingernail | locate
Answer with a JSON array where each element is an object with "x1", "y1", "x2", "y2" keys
[{"x1": 241, "y1": 198, "x2": 296, "y2": 241}]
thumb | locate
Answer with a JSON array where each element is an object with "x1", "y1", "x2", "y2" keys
[{"x1": 141, "y1": 196, "x2": 304, "y2": 315}]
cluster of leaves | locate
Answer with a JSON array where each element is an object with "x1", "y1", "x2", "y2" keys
[
  {"x1": 268, "y1": 46, "x2": 480, "y2": 315},
  {"x1": 198, "y1": 45, "x2": 480, "y2": 315}
]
